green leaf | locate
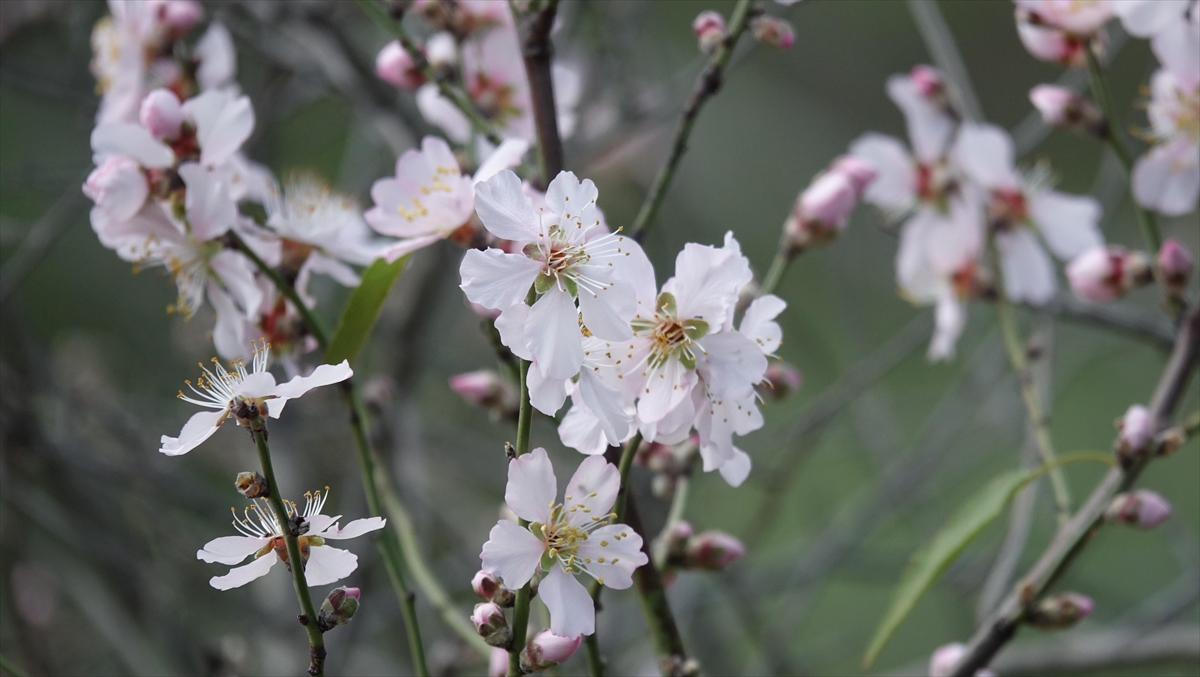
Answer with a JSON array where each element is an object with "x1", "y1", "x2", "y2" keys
[
  {"x1": 656, "y1": 292, "x2": 676, "y2": 316},
  {"x1": 325, "y1": 256, "x2": 409, "y2": 366},
  {"x1": 861, "y1": 468, "x2": 1040, "y2": 669}
]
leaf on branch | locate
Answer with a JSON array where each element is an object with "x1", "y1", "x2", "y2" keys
[
  {"x1": 325, "y1": 256, "x2": 409, "y2": 366},
  {"x1": 861, "y1": 468, "x2": 1039, "y2": 669}
]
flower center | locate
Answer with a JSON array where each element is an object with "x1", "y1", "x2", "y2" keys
[
  {"x1": 987, "y1": 188, "x2": 1029, "y2": 231},
  {"x1": 531, "y1": 498, "x2": 618, "y2": 575},
  {"x1": 631, "y1": 293, "x2": 709, "y2": 370}
]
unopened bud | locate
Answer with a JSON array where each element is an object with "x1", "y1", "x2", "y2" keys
[
  {"x1": 317, "y1": 587, "x2": 360, "y2": 631},
  {"x1": 161, "y1": 1, "x2": 203, "y2": 34},
  {"x1": 684, "y1": 530, "x2": 745, "y2": 571},
  {"x1": 472, "y1": 602, "x2": 511, "y2": 647},
  {"x1": 784, "y1": 171, "x2": 857, "y2": 254},
  {"x1": 1106, "y1": 490, "x2": 1171, "y2": 529},
  {"x1": 83, "y1": 156, "x2": 149, "y2": 223},
  {"x1": 929, "y1": 643, "x2": 997, "y2": 677},
  {"x1": 1156, "y1": 426, "x2": 1187, "y2": 457},
  {"x1": 139, "y1": 89, "x2": 185, "y2": 140},
  {"x1": 234, "y1": 471, "x2": 269, "y2": 499},
  {"x1": 375, "y1": 41, "x2": 424, "y2": 90},
  {"x1": 519, "y1": 630, "x2": 582, "y2": 673},
  {"x1": 911, "y1": 64, "x2": 945, "y2": 99},
  {"x1": 450, "y1": 370, "x2": 519, "y2": 421},
  {"x1": 750, "y1": 16, "x2": 795, "y2": 49},
  {"x1": 1016, "y1": 8, "x2": 1101, "y2": 68},
  {"x1": 1029, "y1": 84, "x2": 1105, "y2": 136},
  {"x1": 757, "y1": 362, "x2": 802, "y2": 401},
  {"x1": 1157, "y1": 239, "x2": 1193, "y2": 295},
  {"x1": 830, "y1": 155, "x2": 878, "y2": 196},
  {"x1": 1029, "y1": 593, "x2": 1094, "y2": 629},
  {"x1": 1066, "y1": 246, "x2": 1152, "y2": 302},
  {"x1": 488, "y1": 647, "x2": 509, "y2": 677},
  {"x1": 425, "y1": 31, "x2": 458, "y2": 70},
  {"x1": 1116, "y1": 404, "x2": 1154, "y2": 458},
  {"x1": 472, "y1": 570, "x2": 514, "y2": 607},
  {"x1": 693, "y1": 11, "x2": 727, "y2": 55}
]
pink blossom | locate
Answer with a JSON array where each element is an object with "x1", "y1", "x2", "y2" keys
[
  {"x1": 1106, "y1": 490, "x2": 1172, "y2": 528},
  {"x1": 1158, "y1": 238, "x2": 1194, "y2": 293},
  {"x1": 83, "y1": 156, "x2": 149, "y2": 224},
  {"x1": 750, "y1": 16, "x2": 795, "y2": 49},
  {"x1": 375, "y1": 41, "x2": 424, "y2": 90},
  {"x1": 1029, "y1": 84, "x2": 1104, "y2": 134},
  {"x1": 1066, "y1": 245, "x2": 1126, "y2": 302},
  {"x1": 693, "y1": 11, "x2": 727, "y2": 54},
  {"x1": 1118, "y1": 404, "x2": 1155, "y2": 456},
  {"x1": 520, "y1": 630, "x2": 583, "y2": 673},
  {"x1": 685, "y1": 531, "x2": 745, "y2": 570},
  {"x1": 139, "y1": 88, "x2": 185, "y2": 140}
]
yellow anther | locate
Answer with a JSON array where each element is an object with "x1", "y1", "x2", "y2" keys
[{"x1": 597, "y1": 557, "x2": 605, "y2": 563}]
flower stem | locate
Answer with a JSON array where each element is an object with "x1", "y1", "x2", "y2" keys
[
  {"x1": 251, "y1": 426, "x2": 326, "y2": 677},
  {"x1": 1083, "y1": 47, "x2": 1162, "y2": 253},
  {"x1": 988, "y1": 240, "x2": 1072, "y2": 526},
  {"x1": 508, "y1": 357, "x2": 535, "y2": 677},
  {"x1": 628, "y1": 0, "x2": 755, "y2": 242},
  {"x1": 0, "y1": 654, "x2": 28, "y2": 677},
  {"x1": 758, "y1": 248, "x2": 792, "y2": 298},
  {"x1": 357, "y1": 0, "x2": 503, "y2": 146}
]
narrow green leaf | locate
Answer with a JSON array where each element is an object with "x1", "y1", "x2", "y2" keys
[
  {"x1": 861, "y1": 468, "x2": 1039, "y2": 669},
  {"x1": 325, "y1": 256, "x2": 408, "y2": 366}
]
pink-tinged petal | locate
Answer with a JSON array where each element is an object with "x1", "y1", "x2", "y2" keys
[
  {"x1": 480, "y1": 520, "x2": 546, "y2": 589},
  {"x1": 380, "y1": 234, "x2": 444, "y2": 263},
  {"x1": 321, "y1": 516, "x2": 386, "y2": 540},
  {"x1": 160, "y1": 409, "x2": 227, "y2": 456},
  {"x1": 886, "y1": 73, "x2": 955, "y2": 162},
  {"x1": 210, "y1": 285, "x2": 253, "y2": 362},
  {"x1": 306, "y1": 514, "x2": 339, "y2": 537},
  {"x1": 1112, "y1": 0, "x2": 1189, "y2": 38},
  {"x1": 672, "y1": 239, "x2": 751, "y2": 329},
  {"x1": 718, "y1": 447, "x2": 752, "y2": 487},
  {"x1": 209, "y1": 250, "x2": 262, "y2": 316},
  {"x1": 1152, "y1": 13, "x2": 1200, "y2": 90},
  {"x1": 505, "y1": 447, "x2": 557, "y2": 524},
  {"x1": 545, "y1": 172, "x2": 598, "y2": 219},
  {"x1": 304, "y1": 546, "x2": 359, "y2": 587},
  {"x1": 474, "y1": 170, "x2": 541, "y2": 241},
  {"x1": 576, "y1": 523, "x2": 647, "y2": 590},
  {"x1": 234, "y1": 371, "x2": 279, "y2": 401},
  {"x1": 739, "y1": 294, "x2": 786, "y2": 356},
  {"x1": 1028, "y1": 190, "x2": 1103, "y2": 260},
  {"x1": 929, "y1": 286, "x2": 966, "y2": 361},
  {"x1": 496, "y1": 303, "x2": 534, "y2": 361},
  {"x1": 953, "y1": 123, "x2": 1019, "y2": 190},
  {"x1": 183, "y1": 90, "x2": 255, "y2": 168},
  {"x1": 575, "y1": 370, "x2": 633, "y2": 447},
  {"x1": 998, "y1": 229, "x2": 1056, "y2": 305},
  {"x1": 563, "y1": 455, "x2": 620, "y2": 526},
  {"x1": 178, "y1": 162, "x2": 237, "y2": 240},
  {"x1": 849, "y1": 133, "x2": 916, "y2": 212},
  {"x1": 527, "y1": 364, "x2": 568, "y2": 416},
  {"x1": 90, "y1": 123, "x2": 174, "y2": 168},
  {"x1": 194, "y1": 22, "x2": 236, "y2": 90},
  {"x1": 416, "y1": 83, "x2": 472, "y2": 143},
  {"x1": 1133, "y1": 139, "x2": 1200, "y2": 217},
  {"x1": 697, "y1": 332, "x2": 768, "y2": 403},
  {"x1": 577, "y1": 278, "x2": 635, "y2": 341},
  {"x1": 527, "y1": 287, "x2": 585, "y2": 380},
  {"x1": 209, "y1": 554, "x2": 276, "y2": 590},
  {"x1": 637, "y1": 358, "x2": 696, "y2": 424},
  {"x1": 558, "y1": 403, "x2": 609, "y2": 456},
  {"x1": 540, "y1": 566, "x2": 595, "y2": 637},
  {"x1": 270, "y1": 362, "x2": 353, "y2": 416},
  {"x1": 459, "y1": 248, "x2": 543, "y2": 310},
  {"x1": 474, "y1": 139, "x2": 530, "y2": 184},
  {"x1": 197, "y1": 535, "x2": 269, "y2": 565}
]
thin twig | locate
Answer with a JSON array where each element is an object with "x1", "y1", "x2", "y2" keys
[
  {"x1": 512, "y1": 0, "x2": 563, "y2": 188},
  {"x1": 507, "y1": 357, "x2": 535, "y2": 677}
]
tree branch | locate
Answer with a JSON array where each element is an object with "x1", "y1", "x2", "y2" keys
[{"x1": 512, "y1": 0, "x2": 563, "y2": 188}]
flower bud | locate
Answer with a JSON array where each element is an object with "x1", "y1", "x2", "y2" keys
[
  {"x1": 757, "y1": 362, "x2": 802, "y2": 401},
  {"x1": 1066, "y1": 246, "x2": 1151, "y2": 302},
  {"x1": 139, "y1": 89, "x2": 185, "y2": 140},
  {"x1": 488, "y1": 647, "x2": 509, "y2": 677},
  {"x1": 1116, "y1": 404, "x2": 1154, "y2": 458},
  {"x1": 426, "y1": 31, "x2": 458, "y2": 70},
  {"x1": 830, "y1": 155, "x2": 878, "y2": 196},
  {"x1": 911, "y1": 64, "x2": 945, "y2": 100},
  {"x1": 693, "y1": 11, "x2": 727, "y2": 55},
  {"x1": 450, "y1": 370, "x2": 519, "y2": 420},
  {"x1": 161, "y1": 1, "x2": 203, "y2": 34},
  {"x1": 316, "y1": 587, "x2": 361, "y2": 632},
  {"x1": 1157, "y1": 239, "x2": 1193, "y2": 295},
  {"x1": 684, "y1": 530, "x2": 745, "y2": 571},
  {"x1": 234, "y1": 471, "x2": 269, "y2": 499},
  {"x1": 472, "y1": 602, "x2": 511, "y2": 648},
  {"x1": 750, "y1": 16, "x2": 795, "y2": 49},
  {"x1": 83, "y1": 156, "x2": 149, "y2": 223},
  {"x1": 929, "y1": 643, "x2": 997, "y2": 677},
  {"x1": 519, "y1": 630, "x2": 582, "y2": 673},
  {"x1": 1015, "y1": 8, "x2": 1100, "y2": 68},
  {"x1": 472, "y1": 570, "x2": 514, "y2": 607},
  {"x1": 783, "y1": 170, "x2": 858, "y2": 254},
  {"x1": 375, "y1": 41, "x2": 424, "y2": 90},
  {"x1": 1029, "y1": 592, "x2": 1094, "y2": 629},
  {"x1": 1029, "y1": 84, "x2": 1105, "y2": 136},
  {"x1": 1106, "y1": 490, "x2": 1171, "y2": 529}
]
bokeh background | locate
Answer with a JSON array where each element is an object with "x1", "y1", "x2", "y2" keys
[{"x1": 1, "y1": 1, "x2": 1198, "y2": 675}]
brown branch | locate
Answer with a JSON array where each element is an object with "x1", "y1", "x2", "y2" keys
[
  {"x1": 512, "y1": 0, "x2": 563, "y2": 188},
  {"x1": 625, "y1": 495, "x2": 692, "y2": 677},
  {"x1": 952, "y1": 304, "x2": 1200, "y2": 676}
]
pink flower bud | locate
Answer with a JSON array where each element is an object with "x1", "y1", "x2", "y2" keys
[
  {"x1": 1066, "y1": 246, "x2": 1123, "y2": 301},
  {"x1": 520, "y1": 630, "x2": 582, "y2": 672},
  {"x1": 488, "y1": 648, "x2": 509, "y2": 677},
  {"x1": 376, "y1": 41, "x2": 424, "y2": 90},
  {"x1": 693, "y1": 11, "x2": 727, "y2": 54},
  {"x1": 161, "y1": 1, "x2": 203, "y2": 33},
  {"x1": 750, "y1": 16, "x2": 795, "y2": 49},
  {"x1": 1157, "y1": 239, "x2": 1193, "y2": 295},
  {"x1": 139, "y1": 89, "x2": 185, "y2": 140},
  {"x1": 757, "y1": 362, "x2": 802, "y2": 401},
  {"x1": 910, "y1": 64, "x2": 945, "y2": 99},
  {"x1": 685, "y1": 530, "x2": 745, "y2": 570},
  {"x1": 830, "y1": 155, "x2": 878, "y2": 196},
  {"x1": 316, "y1": 586, "x2": 361, "y2": 631},
  {"x1": 472, "y1": 602, "x2": 511, "y2": 647},
  {"x1": 1117, "y1": 404, "x2": 1154, "y2": 457},
  {"x1": 83, "y1": 156, "x2": 149, "y2": 223},
  {"x1": 929, "y1": 643, "x2": 966, "y2": 677},
  {"x1": 450, "y1": 370, "x2": 518, "y2": 419},
  {"x1": 1029, "y1": 84, "x2": 1104, "y2": 135},
  {"x1": 1030, "y1": 592, "x2": 1094, "y2": 629},
  {"x1": 784, "y1": 170, "x2": 858, "y2": 254},
  {"x1": 425, "y1": 31, "x2": 458, "y2": 69},
  {"x1": 472, "y1": 570, "x2": 514, "y2": 606},
  {"x1": 1106, "y1": 490, "x2": 1172, "y2": 529}
]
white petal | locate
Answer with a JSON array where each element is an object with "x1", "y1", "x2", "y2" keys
[
  {"x1": 381, "y1": 234, "x2": 444, "y2": 263},
  {"x1": 481, "y1": 520, "x2": 546, "y2": 589},
  {"x1": 1133, "y1": 138, "x2": 1200, "y2": 216},
  {"x1": 90, "y1": 123, "x2": 173, "y2": 168},
  {"x1": 321, "y1": 516, "x2": 386, "y2": 540},
  {"x1": 998, "y1": 229, "x2": 1056, "y2": 305},
  {"x1": 194, "y1": 23, "x2": 236, "y2": 90},
  {"x1": 160, "y1": 409, "x2": 227, "y2": 456},
  {"x1": 210, "y1": 554, "x2": 276, "y2": 590},
  {"x1": 474, "y1": 138, "x2": 530, "y2": 184},
  {"x1": 197, "y1": 536, "x2": 269, "y2": 565},
  {"x1": 563, "y1": 455, "x2": 620, "y2": 527},
  {"x1": 1152, "y1": 13, "x2": 1200, "y2": 90},
  {"x1": 952, "y1": 123, "x2": 1019, "y2": 190},
  {"x1": 718, "y1": 447, "x2": 752, "y2": 488},
  {"x1": 575, "y1": 369, "x2": 634, "y2": 447},
  {"x1": 929, "y1": 286, "x2": 966, "y2": 361},
  {"x1": 738, "y1": 294, "x2": 786, "y2": 356},
  {"x1": 696, "y1": 332, "x2": 768, "y2": 402},
  {"x1": 1028, "y1": 190, "x2": 1103, "y2": 260},
  {"x1": 527, "y1": 364, "x2": 569, "y2": 416},
  {"x1": 527, "y1": 287, "x2": 585, "y2": 380},
  {"x1": 210, "y1": 285, "x2": 253, "y2": 361},
  {"x1": 545, "y1": 172, "x2": 598, "y2": 219},
  {"x1": 496, "y1": 303, "x2": 534, "y2": 360},
  {"x1": 849, "y1": 133, "x2": 916, "y2": 212},
  {"x1": 636, "y1": 358, "x2": 696, "y2": 424},
  {"x1": 459, "y1": 248, "x2": 542, "y2": 310},
  {"x1": 304, "y1": 546, "x2": 358, "y2": 587},
  {"x1": 887, "y1": 74, "x2": 955, "y2": 162},
  {"x1": 235, "y1": 371, "x2": 279, "y2": 401},
  {"x1": 209, "y1": 250, "x2": 261, "y2": 315},
  {"x1": 270, "y1": 362, "x2": 353, "y2": 415},
  {"x1": 672, "y1": 239, "x2": 751, "y2": 328},
  {"x1": 540, "y1": 566, "x2": 595, "y2": 637},
  {"x1": 1112, "y1": 0, "x2": 1188, "y2": 38},
  {"x1": 558, "y1": 404, "x2": 610, "y2": 456},
  {"x1": 474, "y1": 170, "x2": 542, "y2": 241},
  {"x1": 576, "y1": 523, "x2": 646, "y2": 590},
  {"x1": 416, "y1": 83, "x2": 472, "y2": 143},
  {"x1": 577, "y1": 278, "x2": 635, "y2": 341},
  {"x1": 184, "y1": 91, "x2": 255, "y2": 168},
  {"x1": 505, "y1": 447, "x2": 557, "y2": 524}
]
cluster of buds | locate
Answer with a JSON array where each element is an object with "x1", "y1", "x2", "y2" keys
[
  {"x1": 635, "y1": 438, "x2": 698, "y2": 498},
  {"x1": 1029, "y1": 84, "x2": 1106, "y2": 137},
  {"x1": 234, "y1": 471, "x2": 269, "y2": 499},
  {"x1": 1066, "y1": 245, "x2": 1152, "y2": 303},
  {"x1": 450, "y1": 371, "x2": 520, "y2": 422},
  {"x1": 1157, "y1": 239, "x2": 1194, "y2": 297},
  {"x1": 782, "y1": 156, "x2": 877, "y2": 257},
  {"x1": 1028, "y1": 592, "x2": 1094, "y2": 629},
  {"x1": 749, "y1": 15, "x2": 795, "y2": 49},
  {"x1": 1105, "y1": 490, "x2": 1172, "y2": 529},
  {"x1": 472, "y1": 570, "x2": 515, "y2": 607},
  {"x1": 756, "y1": 361, "x2": 803, "y2": 401},
  {"x1": 316, "y1": 587, "x2": 361, "y2": 632},
  {"x1": 693, "y1": 11, "x2": 727, "y2": 55},
  {"x1": 657, "y1": 521, "x2": 745, "y2": 580},
  {"x1": 929, "y1": 643, "x2": 996, "y2": 677}
]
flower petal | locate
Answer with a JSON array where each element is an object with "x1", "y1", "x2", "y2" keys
[
  {"x1": 563, "y1": 455, "x2": 620, "y2": 527},
  {"x1": 849, "y1": 133, "x2": 916, "y2": 212},
  {"x1": 576, "y1": 523, "x2": 647, "y2": 590},
  {"x1": 1028, "y1": 190, "x2": 1102, "y2": 260},
  {"x1": 474, "y1": 169, "x2": 541, "y2": 241},
  {"x1": 998, "y1": 229, "x2": 1056, "y2": 305},
  {"x1": 496, "y1": 303, "x2": 534, "y2": 361},
  {"x1": 473, "y1": 139, "x2": 530, "y2": 184},
  {"x1": 696, "y1": 331, "x2": 768, "y2": 403},
  {"x1": 738, "y1": 294, "x2": 786, "y2": 356},
  {"x1": 269, "y1": 361, "x2": 353, "y2": 418},
  {"x1": 506, "y1": 447, "x2": 557, "y2": 524},
  {"x1": 558, "y1": 403, "x2": 609, "y2": 456},
  {"x1": 577, "y1": 278, "x2": 635, "y2": 341},
  {"x1": 952, "y1": 123, "x2": 1019, "y2": 190},
  {"x1": 459, "y1": 248, "x2": 542, "y2": 310},
  {"x1": 160, "y1": 409, "x2": 227, "y2": 456},
  {"x1": 304, "y1": 545, "x2": 359, "y2": 587},
  {"x1": 197, "y1": 535, "x2": 269, "y2": 565},
  {"x1": 545, "y1": 172, "x2": 598, "y2": 220},
  {"x1": 90, "y1": 123, "x2": 174, "y2": 168},
  {"x1": 540, "y1": 566, "x2": 595, "y2": 637},
  {"x1": 527, "y1": 364, "x2": 568, "y2": 416},
  {"x1": 527, "y1": 287, "x2": 585, "y2": 380},
  {"x1": 321, "y1": 516, "x2": 386, "y2": 540},
  {"x1": 718, "y1": 447, "x2": 752, "y2": 488},
  {"x1": 209, "y1": 554, "x2": 276, "y2": 590},
  {"x1": 481, "y1": 520, "x2": 546, "y2": 590}
]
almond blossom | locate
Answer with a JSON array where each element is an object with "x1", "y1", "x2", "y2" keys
[
  {"x1": 480, "y1": 449, "x2": 648, "y2": 638},
  {"x1": 1013, "y1": 0, "x2": 1110, "y2": 67},
  {"x1": 198, "y1": 488, "x2": 385, "y2": 590},
  {"x1": 160, "y1": 341, "x2": 352, "y2": 456}
]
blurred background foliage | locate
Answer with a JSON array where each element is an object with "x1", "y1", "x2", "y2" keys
[{"x1": 0, "y1": 1, "x2": 1197, "y2": 675}]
